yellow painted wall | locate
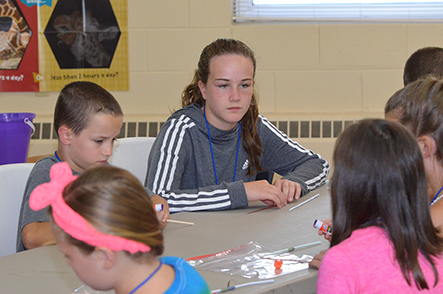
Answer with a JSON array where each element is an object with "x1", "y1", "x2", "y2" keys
[{"x1": 3, "y1": 0, "x2": 443, "y2": 164}]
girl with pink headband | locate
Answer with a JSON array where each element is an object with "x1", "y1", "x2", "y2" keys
[{"x1": 30, "y1": 162, "x2": 210, "y2": 294}]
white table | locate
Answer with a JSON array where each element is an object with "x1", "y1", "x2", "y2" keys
[{"x1": 0, "y1": 185, "x2": 331, "y2": 294}]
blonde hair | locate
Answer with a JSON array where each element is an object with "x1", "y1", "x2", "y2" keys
[{"x1": 49, "y1": 165, "x2": 163, "y2": 257}]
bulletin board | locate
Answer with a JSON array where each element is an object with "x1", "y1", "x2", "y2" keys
[{"x1": 0, "y1": 0, "x2": 128, "y2": 92}]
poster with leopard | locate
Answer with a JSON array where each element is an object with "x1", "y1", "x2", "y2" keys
[{"x1": 40, "y1": 0, "x2": 128, "y2": 91}]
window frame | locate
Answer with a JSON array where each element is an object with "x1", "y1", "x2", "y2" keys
[{"x1": 232, "y1": 0, "x2": 443, "y2": 23}]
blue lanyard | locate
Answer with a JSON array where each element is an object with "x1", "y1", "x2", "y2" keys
[
  {"x1": 129, "y1": 261, "x2": 163, "y2": 294},
  {"x1": 54, "y1": 151, "x2": 62, "y2": 162},
  {"x1": 203, "y1": 106, "x2": 241, "y2": 185},
  {"x1": 430, "y1": 186, "x2": 443, "y2": 206}
]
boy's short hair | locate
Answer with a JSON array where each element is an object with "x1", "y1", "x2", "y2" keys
[
  {"x1": 403, "y1": 47, "x2": 443, "y2": 86},
  {"x1": 54, "y1": 81, "x2": 123, "y2": 138}
]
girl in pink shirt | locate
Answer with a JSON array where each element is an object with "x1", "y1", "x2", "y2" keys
[{"x1": 317, "y1": 119, "x2": 443, "y2": 293}]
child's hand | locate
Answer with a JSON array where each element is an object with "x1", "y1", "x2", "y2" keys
[
  {"x1": 244, "y1": 180, "x2": 287, "y2": 208},
  {"x1": 273, "y1": 179, "x2": 302, "y2": 202},
  {"x1": 309, "y1": 249, "x2": 328, "y2": 269},
  {"x1": 317, "y1": 218, "x2": 332, "y2": 241},
  {"x1": 151, "y1": 194, "x2": 170, "y2": 228}
]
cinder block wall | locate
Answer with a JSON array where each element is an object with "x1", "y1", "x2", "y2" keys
[{"x1": 3, "y1": 0, "x2": 443, "y2": 165}]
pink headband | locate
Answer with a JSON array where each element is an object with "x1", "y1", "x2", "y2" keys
[{"x1": 29, "y1": 162, "x2": 151, "y2": 254}]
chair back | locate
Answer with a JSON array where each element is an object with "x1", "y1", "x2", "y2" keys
[
  {"x1": 109, "y1": 137, "x2": 156, "y2": 185},
  {"x1": 0, "y1": 163, "x2": 34, "y2": 257}
]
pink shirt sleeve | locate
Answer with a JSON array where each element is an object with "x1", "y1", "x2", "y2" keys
[{"x1": 317, "y1": 246, "x2": 360, "y2": 294}]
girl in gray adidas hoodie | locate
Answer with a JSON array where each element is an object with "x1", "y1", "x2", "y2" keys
[{"x1": 146, "y1": 39, "x2": 329, "y2": 213}]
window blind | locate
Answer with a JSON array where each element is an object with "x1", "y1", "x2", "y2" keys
[{"x1": 233, "y1": 0, "x2": 443, "y2": 22}]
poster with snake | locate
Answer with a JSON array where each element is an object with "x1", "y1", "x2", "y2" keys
[
  {"x1": 0, "y1": 0, "x2": 37, "y2": 91},
  {"x1": 0, "y1": 0, "x2": 128, "y2": 92}
]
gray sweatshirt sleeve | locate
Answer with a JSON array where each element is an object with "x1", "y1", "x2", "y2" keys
[
  {"x1": 145, "y1": 115, "x2": 249, "y2": 213},
  {"x1": 258, "y1": 115, "x2": 329, "y2": 196}
]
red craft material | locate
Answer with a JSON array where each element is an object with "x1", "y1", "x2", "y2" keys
[{"x1": 274, "y1": 259, "x2": 283, "y2": 270}]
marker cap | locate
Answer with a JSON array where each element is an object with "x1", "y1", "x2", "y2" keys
[
  {"x1": 154, "y1": 204, "x2": 164, "y2": 212},
  {"x1": 313, "y1": 219, "x2": 332, "y2": 235}
]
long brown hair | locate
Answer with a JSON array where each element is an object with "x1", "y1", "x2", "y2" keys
[
  {"x1": 49, "y1": 166, "x2": 163, "y2": 258},
  {"x1": 331, "y1": 119, "x2": 443, "y2": 289},
  {"x1": 385, "y1": 77, "x2": 443, "y2": 167},
  {"x1": 182, "y1": 38, "x2": 263, "y2": 175}
]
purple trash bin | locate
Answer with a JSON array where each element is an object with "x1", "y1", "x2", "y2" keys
[{"x1": 0, "y1": 113, "x2": 36, "y2": 165}]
